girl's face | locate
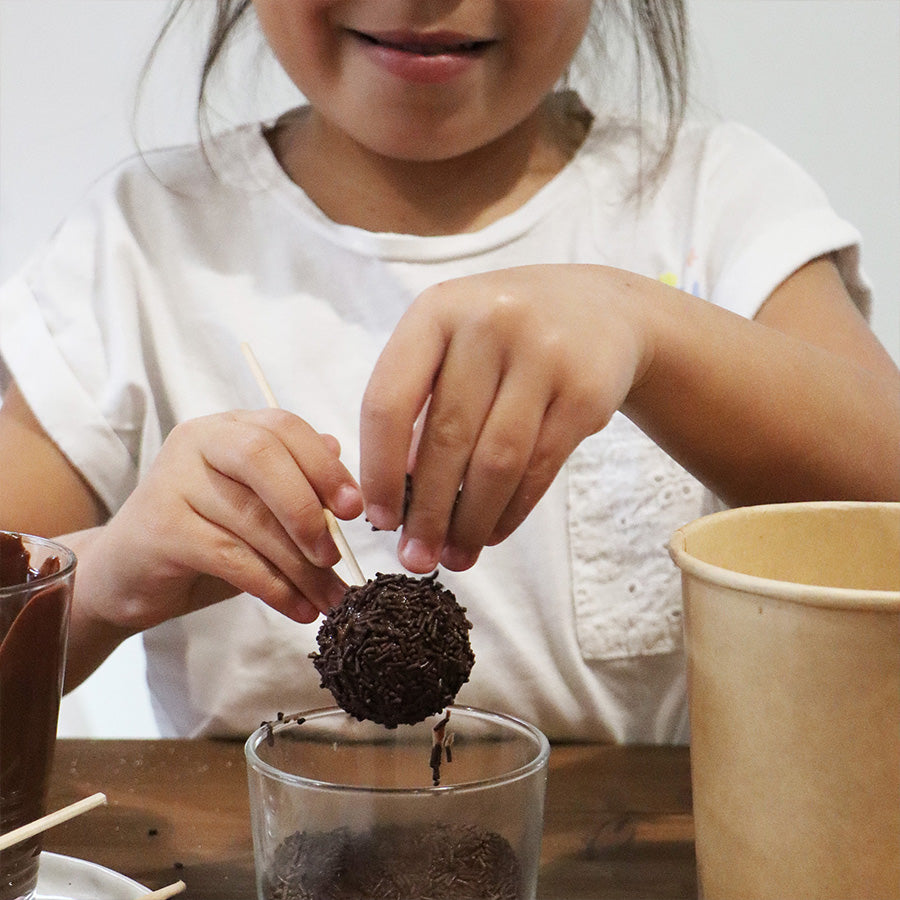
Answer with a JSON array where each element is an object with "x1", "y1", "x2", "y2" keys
[{"x1": 252, "y1": 0, "x2": 592, "y2": 162}]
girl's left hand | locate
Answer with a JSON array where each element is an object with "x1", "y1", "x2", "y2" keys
[{"x1": 360, "y1": 264, "x2": 650, "y2": 573}]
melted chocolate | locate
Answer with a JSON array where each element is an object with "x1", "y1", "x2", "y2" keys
[{"x1": 0, "y1": 534, "x2": 71, "y2": 898}]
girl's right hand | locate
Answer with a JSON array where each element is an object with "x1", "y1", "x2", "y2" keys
[{"x1": 87, "y1": 408, "x2": 363, "y2": 632}]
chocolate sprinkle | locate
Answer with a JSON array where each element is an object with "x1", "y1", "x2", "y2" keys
[
  {"x1": 430, "y1": 711, "x2": 452, "y2": 786},
  {"x1": 264, "y1": 823, "x2": 521, "y2": 900},
  {"x1": 310, "y1": 572, "x2": 475, "y2": 728}
]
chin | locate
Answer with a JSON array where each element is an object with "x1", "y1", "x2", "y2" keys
[{"x1": 367, "y1": 122, "x2": 501, "y2": 164}]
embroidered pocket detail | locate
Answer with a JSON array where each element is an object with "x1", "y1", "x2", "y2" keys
[{"x1": 567, "y1": 414, "x2": 704, "y2": 661}]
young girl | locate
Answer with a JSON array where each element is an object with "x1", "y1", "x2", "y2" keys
[{"x1": 0, "y1": 1, "x2": 897, "y2": 740}]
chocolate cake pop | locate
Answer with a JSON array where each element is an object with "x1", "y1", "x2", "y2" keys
[{"x1": 310, "y1": 572, "x2": 475, "y2": 728}]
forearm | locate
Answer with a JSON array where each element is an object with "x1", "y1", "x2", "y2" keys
[{"x1": 622, "y1": 271, "x2": 900, "y2": 506}]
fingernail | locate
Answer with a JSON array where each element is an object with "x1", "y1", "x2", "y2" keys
[
  {"x1": 366, "y1": 504, "x2": 397, "y2": 532},
  {"x1": 314, "y1": 531, "x2": 339, "y2": 568},
  {"x1": 292, "y1": 599, "x2": 319, "y2": 624},
  {"x1": 399, "y1": 537, "x2": 438, "y2": 573},
  {"x1": 441, "y1": 545, "x2": 479, "y2": 571},
  {"x1": 335, "y1": 484, "x2": 363, "y2": 516},
  {"x1": 326, "y1": 583, "x2": 347, "y2": 609}
]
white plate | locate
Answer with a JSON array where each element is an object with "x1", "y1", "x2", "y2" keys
[{"x1": 36, "y1": 852, "x2": 148, "y2": 900}]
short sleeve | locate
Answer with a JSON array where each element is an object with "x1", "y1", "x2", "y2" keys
[
  {"x1": 0, "y1": 178, "x2": 152, "y2": 513},
  {"x1": 692, "y1": 122, "x2": 870, "y2": 320}
]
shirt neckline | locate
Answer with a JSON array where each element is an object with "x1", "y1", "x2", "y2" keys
[{"x1": 225, "y1": 101, "x2": 598, "y2": 263}]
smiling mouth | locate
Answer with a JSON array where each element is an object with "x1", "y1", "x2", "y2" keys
[{"x1": 350, "y1": 29, "x2": 494, "y2": 56}]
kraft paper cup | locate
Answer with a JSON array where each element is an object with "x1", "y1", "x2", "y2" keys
[{"x1": 669, "y1": 501, "x2": 900, "y2": 900}]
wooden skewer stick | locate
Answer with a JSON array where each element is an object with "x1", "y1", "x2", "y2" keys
[
  {"x1": 321, "y1": 508, "x2": 366, "y2": 586},
  {"x1": 141, "y1": 880, "x2": 187, "y2": 899},
  {"x1": 240, "y1": 342, "x2": 366, "y2": 585},
  {"x1": 0, "y1": 792, "x2": 107, "y2": 851},
  {"x1": 240, "y1": 341, "x2": 278, "y2": 409}
]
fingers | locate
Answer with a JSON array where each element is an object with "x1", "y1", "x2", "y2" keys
[
  {"x1": 360, "y1": 302, "x2": 447, "y2": 533},
  {"x1": 109, "y1": 409, "x2": 364, "y2": 629},
  {"x1": 438, "y1": 366, "x2": 552, "y2": 569},
  {"x1": 178, "y1": 465, "x2": 347, "y2": 617},
  {"x1": 395, "y1": 329, "x2": 505, "y2": 572},
  {"x1": 200, "y1": 410, "x2": 363, "y2": 565},
  {"x1": 105, "y1": 471, "x2": 347, "y2": 632},
  {"x1": 370, "y1": 343, "x2": 568, "y2": 574},
  {"x1": 192, "y1": 525, "x2": 347, "y2": 623},
  {"x1": 403, "y1": 386, "x2": 579, "y2": 574},
  {"x1": 360, "y1": 267, "x2": 634, "y2": 573},
  {"x1": 400, "y1": 349, "x2": 553, "y2": 572},
  {"x1": 485, "y1": 395, "x2": 591, "y2": 546}
]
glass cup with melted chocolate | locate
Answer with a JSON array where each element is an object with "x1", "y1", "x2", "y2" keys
[{"x1": 0, "y1": 532, "x2": 75, "y2": 900}]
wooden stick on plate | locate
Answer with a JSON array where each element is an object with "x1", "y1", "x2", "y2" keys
[
  {"x1": 141, "y1": 881, "x2": 187, "y2": 899},
  {"x1": 0, "y1": 792, "x2": 107, "y2": 851},
  {"x1": 240, "y1": 342, "x2": 366, "y2": 585}
]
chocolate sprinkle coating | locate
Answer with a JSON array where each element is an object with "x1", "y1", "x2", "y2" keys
[
  {"x1": 310, "y1": 572, "x2": 475, "y2": 728},
  {"x1": 265, "y1": 823, "x2": 521, "y2": 900}
]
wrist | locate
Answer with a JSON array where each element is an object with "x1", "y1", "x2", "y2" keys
[
  {"x1": 618, "y1": 269, "x2": 702, "y2": 402},
  {"x1": 595, "y1": 265, "x2": 669, "y2": 404},
  {"x1": 59, "y1": 527, "x2": 141, "y2": 690}
]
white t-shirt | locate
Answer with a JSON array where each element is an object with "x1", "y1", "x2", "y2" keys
[{"x1": 0, "y1": 106, "x2": 868, "y2": 741}]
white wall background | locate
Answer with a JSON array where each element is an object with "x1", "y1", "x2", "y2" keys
[{"x1": 1, "y1": 1, "x2": 898, "y2": 738}]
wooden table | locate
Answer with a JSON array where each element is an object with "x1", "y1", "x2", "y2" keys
[{"x1": 44, "y1": 739, "x2": 696, "y2": 899}]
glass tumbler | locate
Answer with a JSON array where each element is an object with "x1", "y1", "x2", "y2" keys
[
  {"x1": 0, "y1": 532, "x2": 75, "y2": 900},
  {"x1": 245, "y1": 705, "x2": 550, "y2": 900}
]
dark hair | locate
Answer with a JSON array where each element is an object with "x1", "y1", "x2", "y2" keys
[
  {"x1": 588, "y1": 1, "x2": 690, "y2": 176},
  {"x1": 144, "y1": 0, "x2": 688, "y2": 177}
]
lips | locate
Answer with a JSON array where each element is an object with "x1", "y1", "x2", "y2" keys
[
  {"x1": 348, "y1": 27, "x2": 495, "y2": 84},
  {"x1": 350, "y1": 29, "x2": 494, "y2": 57}
]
